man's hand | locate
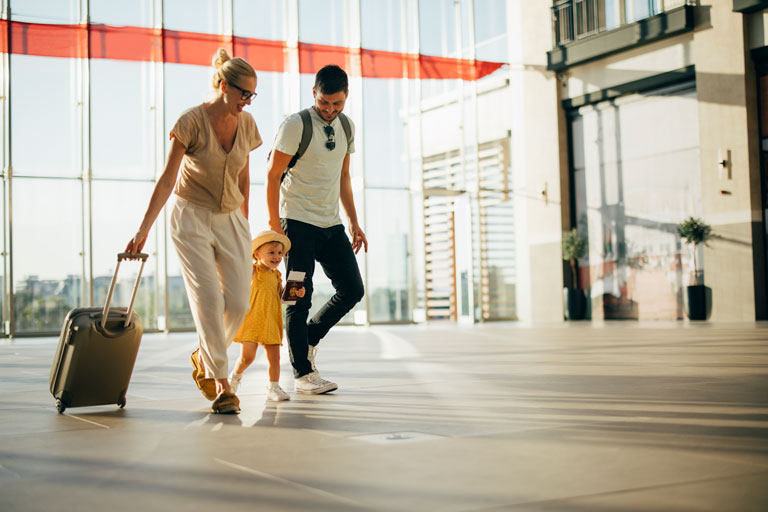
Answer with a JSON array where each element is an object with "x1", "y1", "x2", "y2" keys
[
  {"x1": 350, "y1": 224, "x2": 368, "y2": 254},
  {"x1": 269, "y1": 220, "x2": 285, "y2": 235}
]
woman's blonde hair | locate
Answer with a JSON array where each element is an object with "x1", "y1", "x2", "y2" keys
[{"x1": 211, "y1": 48, "x2": 256, "y2": 91}]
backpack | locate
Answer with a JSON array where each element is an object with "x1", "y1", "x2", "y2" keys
[{"x1": 283, "y1": 108, "x2": 353, "y2": 173}]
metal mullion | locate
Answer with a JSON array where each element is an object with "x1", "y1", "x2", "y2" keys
[
  {"x1": 89, "y1": 176, "x2": 158, "y2": 184},
  {"x1": 82, "y1": 0, "x2": 92, "y2": 308},
  {"x1": 155, "y1": 0, "x2": 168, "y2": 332},
  {"x1": 466, "y1": 0, "x2": 481, "y2": 323},
  {"x1": 346, "y1": 0, "x2": 367, "y2": 325},
  {"x1": 3, "y1": 0, "x2": 11, "y2": 336}
]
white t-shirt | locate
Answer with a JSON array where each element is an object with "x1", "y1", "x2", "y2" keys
[{"x1": 273, "y1": 107, "x2": 355, "y2": 228}]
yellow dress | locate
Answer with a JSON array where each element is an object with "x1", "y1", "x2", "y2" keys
[{"x1": 233, "y1": 265, "x2": 283, "y2": 345}]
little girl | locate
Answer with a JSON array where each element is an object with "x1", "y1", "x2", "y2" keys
[{"x1": 230, "y1": 230, "x2": 304, "y2": 401}]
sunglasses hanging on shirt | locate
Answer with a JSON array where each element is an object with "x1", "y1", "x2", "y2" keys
[{"x1": 323, "y1": 125, "x2": 335, "y2": 151}]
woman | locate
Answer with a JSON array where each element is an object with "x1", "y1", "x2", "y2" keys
[{"x1": 126, "y1": 48, "x2": 261, "y2": 414}]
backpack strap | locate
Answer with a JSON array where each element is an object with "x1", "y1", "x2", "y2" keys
[
  {"x1": 338, "y1": 112, "x2": 353, "y2": 149},
  {"x1": 288, "y1": 108, "x2": 313, "y2": 169},
  {"x1": 281, "y1": 109, "x2": 352, "y2": 183}
]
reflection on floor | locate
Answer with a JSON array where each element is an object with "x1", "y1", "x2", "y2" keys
[{"x1": 2, "y1": 322, "x2": 768, "y2": 511}]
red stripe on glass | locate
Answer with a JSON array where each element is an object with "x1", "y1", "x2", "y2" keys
[
  {"x1": 89, "y1": 24, "x2": 161, "y2": 61},
  {"x1": 1, "y1": 20, "x2": 504, "y2": 80}
]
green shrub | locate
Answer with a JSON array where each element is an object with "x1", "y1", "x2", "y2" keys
[
  {"x1": 562, "y1": 228, "x2": 587, "y2": 288},
  {"x1": 677, "y1": 217, "x2": 712, "y2": 285}
]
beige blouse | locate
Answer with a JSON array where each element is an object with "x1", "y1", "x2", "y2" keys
[{"x1": 170, "y1": 104, "x2": 262, "y2": 213}]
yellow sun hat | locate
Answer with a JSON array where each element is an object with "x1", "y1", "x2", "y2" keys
[{"x1": 251, "y1": 230, "x2": 291, "y2": 254}]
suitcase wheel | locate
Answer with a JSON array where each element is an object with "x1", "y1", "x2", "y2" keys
[
  {"x1": 56, "y1": 399, "x2": 66, "y2": 414},
  {"x1": 118, "y1": 398, "x2": 126, "y2": 409}
]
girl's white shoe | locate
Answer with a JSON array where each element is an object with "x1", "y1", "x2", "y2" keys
[
  {"x1": 266, "y1": 383, "x2": 290, "y2": 401},
  {"x1": 229, "y1": 372, "x2": 243, "y2": 394}
]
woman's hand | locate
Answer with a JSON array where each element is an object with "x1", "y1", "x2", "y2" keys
[
  {"x1": 296, "y1": 287, "x2": 306, "y2": 298},
  {"x1": 125, "y1": 229, "x2": 148, "y2": 257}
]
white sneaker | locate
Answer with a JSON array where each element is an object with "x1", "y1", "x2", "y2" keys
[
  {"x1": 229, "y1": 372, "x2": 243, "y2": 394},
  {"x1": 307, "y1": 345, "x2": 318, "y2": 373},
  {"x1": 294, "y1": 371, "x2": 338, "y2": 394},
  {"x1": 266, "y1": 383, "x2": 291, "y2": 402}
]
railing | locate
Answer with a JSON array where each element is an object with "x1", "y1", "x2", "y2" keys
[
  {"x1": 552, "y1": 0, "x2": 575, "y2": 47},
  {"x1": 662, "y1": 0, "x2": 690, "y2": 9},
  {"x1": 574, "y1": 0, "x2": 601, "y2": 39},
  {"x1": 552, "y1": 0, "x2": 694, "y2": 46}
]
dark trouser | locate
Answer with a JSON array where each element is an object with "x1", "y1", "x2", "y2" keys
[{"x1": 281, "y1": 219, "x2": 365, "y2": 378}]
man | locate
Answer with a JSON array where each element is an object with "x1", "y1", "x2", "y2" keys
[{"x1": 266, "y1": 65, "x2": 367, "y2": 394}]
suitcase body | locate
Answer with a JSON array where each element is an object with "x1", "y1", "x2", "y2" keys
[{"x1": 49, "y1": 253, "x2": 148, "y2": 413}]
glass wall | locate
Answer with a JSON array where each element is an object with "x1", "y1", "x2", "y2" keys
[
  {"x1": 571, "y1": 85, "x2": 700, "y2": 320},
  {"x1": 9, "y1": 0, "x2": 78, "y2": 24},
  {"x1": 0, "y1": 0, "x2": 514, "y2": 335},
  {"x1": 419, "y1": 0, "x2": 458, "y2": 100},
  {"x1": 10, "y1": 51, "x2": 83, "y2": 333},
  {"x1": 89, "y1": 0, "x2": 152, "y2": 26},
  {"x1": 12, "y1": 179, "x2": 83, "y2": 332},
  {"x1": 163, "y1": 63, "x2": 211, "y2": 329}
]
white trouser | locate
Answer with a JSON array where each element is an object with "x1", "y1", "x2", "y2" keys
[{"x1": 170, "y1": 197, "x2": 252, "y2": 379}]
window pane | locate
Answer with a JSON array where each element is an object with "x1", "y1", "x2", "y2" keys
[
  {"x1": 10, "y1": 0, "x2": 78, "y2": 24},
  {"x1": 0, "y1": 184, "x2": 4, "y2": 331},
  {"x1": 474, "y1": 0, "x2": 507, "y2": 62},
  {"x1": 163, "y1": 0, "x2": 222, "y2": 34},
  {"x1": 234, "y1": 0, "x2": 284, "y2": 40},
  {"x1": 419, "y1": 0, "x2": 456, "y2": 58},
  {"x1": 573, "y1": 86, "x2": 701, "y2": 320},
  {"x1": 11, "y1": 56, "x2": 79, "y2": 177},
  {"x1": 13, "y1": 178, "x2": 82, "y2": 332},
  {"x1": 419, "y1": 0, "x2": 458, "y2": 100},
  {"x1": 163, "y1": 64, "x2": 210, "y2": 330},
  {"x1": 91, "y1": 181, "x2": 157, "y2": 330},
  {"x1": 605, "y1": 0, "x2": 621, "y2": 29},
  {"x1": 163, "y1": 63, "x2": 212, "y2": 155},
  {"x1": 363, "y1": 79, "x2": 406, "y2": 187},
  {"x1": 300, "y1": 74, "x2": 315, "y2": 109},
  {"x1": 298, "y1": 0, "x2": 345, "y2": 45},
  {"x1": 246, "y1": 183, "x2": 269, "y2": 234},
  {"x1": 91, "y1": 60, "x2": 155, "y2": 180},
  {"x1": 361, "y1": 0, "x2": 403, "y2": 52},
  {"x1": 626, "y1": 0, "x2": 660, "y2": 23},
  {"x1": 366, "y1": 189, "x2": 410, "y2": 323},
  {"x1": 89, "y1": 0, "x2": 152, "y2": 27},
  {"x1": 250, "y1": 72, "x2": 286, "y2": 178}
]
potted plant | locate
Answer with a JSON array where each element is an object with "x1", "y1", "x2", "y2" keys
[
  {"x1": 677, "y1": 217, "x2": 713, "y2": 320},
  {"x1": 562, "y1": 228, "x2": 588, "y2": 320}
]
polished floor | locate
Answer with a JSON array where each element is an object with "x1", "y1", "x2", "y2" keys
[{"x1": 1, "y1": 322, "x2": 767, "y2": 512}]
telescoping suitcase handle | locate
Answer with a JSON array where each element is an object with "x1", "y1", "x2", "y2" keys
[{"x1": 101, "y1": 252, "x2": 149, "y2": 331}]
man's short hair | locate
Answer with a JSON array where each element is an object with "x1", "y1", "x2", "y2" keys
[{"x1": 314, "y1": 65, "x2": 348, "y2": 95}]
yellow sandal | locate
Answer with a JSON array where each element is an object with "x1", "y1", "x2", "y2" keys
[
  {"x1": 190, "y1": 349, "x2": 217, "y2": 401},
  {"x1": 211, "y1": 391, "x2": 240, "y2": 414}
]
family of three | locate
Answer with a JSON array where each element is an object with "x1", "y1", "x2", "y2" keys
[{"x1": 125, "y1": 49, "x2": 367, "y2": 414}]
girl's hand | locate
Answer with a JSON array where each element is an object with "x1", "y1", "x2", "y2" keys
[{"x1": 296, "y1": 287, "x2": 306, "y2": 298}]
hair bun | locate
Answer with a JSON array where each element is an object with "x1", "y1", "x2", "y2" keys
[{"x1": 212, "y1": 48, "x2": 231, "y2": 70}]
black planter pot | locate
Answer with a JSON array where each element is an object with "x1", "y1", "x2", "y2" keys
[
  {"x1": 564, "y1": 288, "x2": 588, "y2": 320},
  {"x1": 686, "y1": 285, "x2": 712, "y2": 321}
]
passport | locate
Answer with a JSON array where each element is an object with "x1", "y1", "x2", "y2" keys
[{"x1": 280, "y1": 270, "x2": 306, "y2": 305}]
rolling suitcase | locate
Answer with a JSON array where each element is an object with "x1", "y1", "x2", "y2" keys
[{"x1": 49, "y1": 252, "x2": 148, "y2": 413}]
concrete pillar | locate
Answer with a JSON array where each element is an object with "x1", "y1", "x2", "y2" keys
[
  {"x1": 510, "y1": 0, "x2": 565, "y2": 322},
  {"x1": 694, "y1": 1, "x2": 765, "y2": 321}
]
